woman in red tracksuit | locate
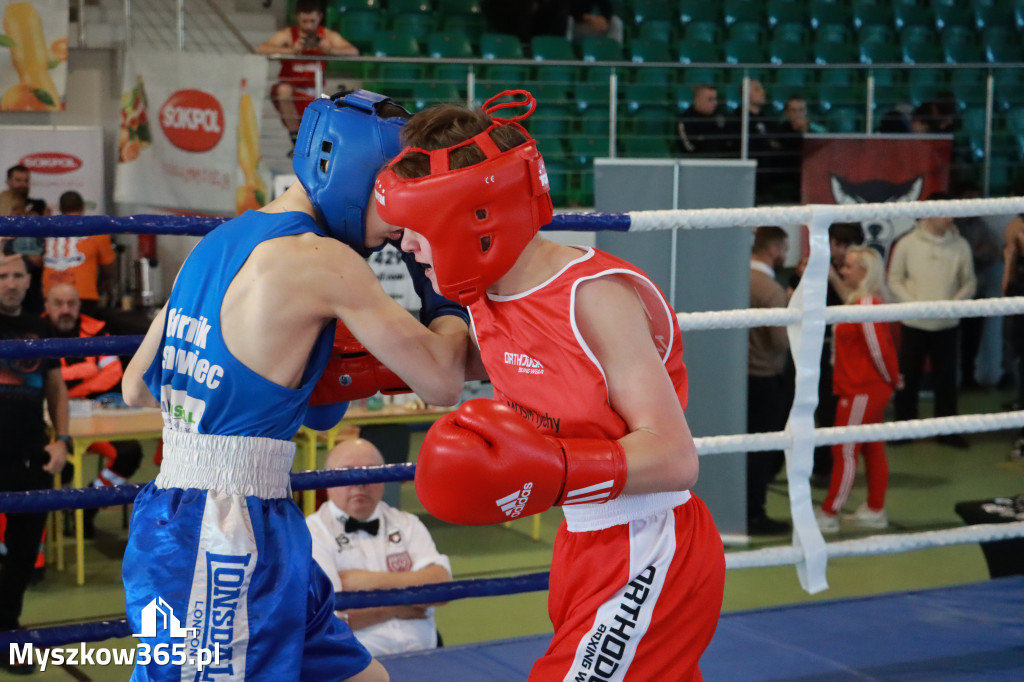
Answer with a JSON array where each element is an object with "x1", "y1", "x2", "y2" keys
[{"x1": 817, "y1": 246, "x2": 901, "y2": 533}]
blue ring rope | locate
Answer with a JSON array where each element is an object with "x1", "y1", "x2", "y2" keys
[
  {"x1": 0, "y1": 464, "x2": 418, "y2": 514},
  {"x1": 0, "y1": 212, "x2": 632, "y2": 237},
  {"x1": 0, "y1": 572, "x2": 551, "y2": 648}
]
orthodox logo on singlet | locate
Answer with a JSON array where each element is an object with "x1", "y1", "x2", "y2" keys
[{"x1": 504, "y1": 351, "x2": 544, "y2": 375}]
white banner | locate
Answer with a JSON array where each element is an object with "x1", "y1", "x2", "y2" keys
[
  {"x1": 0, "y1": 0, "x2": 69, "y2": 111},
  {"x1": 114, "y1": 50, "x2": 269, "y2": 215},
  {"x1": 0, "y1": 125, "x2": 104, "y2": 213}
]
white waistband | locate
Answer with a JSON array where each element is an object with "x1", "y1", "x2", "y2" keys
[
  {"x1": 155, "y1": 428, "x2": 295, "y2": 499},
  {"x1": 563, "y1": 490, "x2": 691, "y2": 532}
]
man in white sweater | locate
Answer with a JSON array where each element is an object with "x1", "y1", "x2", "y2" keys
[{"x1": 887, "y1": 192, "x2": 977, "y2": 447}]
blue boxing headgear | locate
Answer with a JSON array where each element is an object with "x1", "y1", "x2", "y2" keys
[{"x1": 293, "y1": 89, "x2": 410, "y2": 255}]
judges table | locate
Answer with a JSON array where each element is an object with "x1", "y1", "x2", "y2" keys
[{"x1": 58, "y1": 403, "x2": 453, "y2": 585}]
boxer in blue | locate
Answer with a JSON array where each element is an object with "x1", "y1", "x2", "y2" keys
[{"x1": 121, "y1": 90, "x2": 470, "y2": 681}]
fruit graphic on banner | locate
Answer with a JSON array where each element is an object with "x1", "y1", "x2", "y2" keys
[
  {"x1": 0, "y1": 2, "x2": 61, "y2": 111},
  {"x1": 118, "y1": 76, "x2": 152, "y2": 162},
  {"x1": 236, "y1": 78, "x2": 267, "y2": 214}
]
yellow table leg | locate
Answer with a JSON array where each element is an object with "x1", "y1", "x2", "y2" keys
[
  {"x1": 73, "y1": 443, "x2": 85, "y2": 586},
  {"x1": 532, "y1": 514, "x2": 541, "y2": 541},
  {"x1": 52, "y1": 474, "x2": 64, "y2": 571}
]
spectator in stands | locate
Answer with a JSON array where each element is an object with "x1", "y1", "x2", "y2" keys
[
  {"x1": 257, "y1": 0, "x2": 359, "y2": 150},
  {"x1": 677, "y1": 84, "x2": 736, "y2": 158},
  {"x1": 0, "y1": 165, "x2": 30, "y2": 216},
  {"x1": 567, "y1": 1, "x2": 623, "y2": 44},
  {"x1": 954, "y1": 181, "x2": 1001, "y2": 390},
  {"x1": 772, "y1": 95, "x2": 824, "y2": 204},
  {"x1": 747, "y1": 226, "x2": 792, "y2": 535},
  {"x1": 44, "y1": 282, "x2": 141, "y2": 537},
  {"x1": 307, "y1": 439, "x2": 451, "y2": 656},
  {"x1": 42, "y1": 191, "x2": 117, "y2": 319},
  {"x1": 888, "y1": 192, "x2": 976, "y2": 448},
  {"x1": 741, "y1": 80, "x2": 786, "y2": 205},
  {"x1": 877, "y1": 107, "x2": 912, "y2": 134}
]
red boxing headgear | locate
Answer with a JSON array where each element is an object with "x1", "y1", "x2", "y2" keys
[{"x1": 374, "y1": 90, "x2": 553, "y2": 305}]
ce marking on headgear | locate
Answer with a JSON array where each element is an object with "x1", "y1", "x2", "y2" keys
[{"x1": 484, "y1": 175, "x2": 496, "y2": 184}]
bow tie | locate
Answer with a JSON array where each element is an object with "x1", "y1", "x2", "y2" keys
[{"x1": 344, "y1": 517, "x2": 379, "y2": 536}]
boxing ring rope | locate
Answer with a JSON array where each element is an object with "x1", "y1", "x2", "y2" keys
[{"x1": 3, "y1": 197, "x2": 1024, "y2": 647}]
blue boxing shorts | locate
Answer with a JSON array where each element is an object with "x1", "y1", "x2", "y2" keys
[{"x1": 123, "y1": 430, "x2": 372, "y2": 681}]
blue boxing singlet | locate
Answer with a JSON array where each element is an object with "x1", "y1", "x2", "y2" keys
[
  {"x1": 142, "y1": 210, "x2": 335, "y2": 439},
  {"x1": 125, "y1": 210, "x2": 372, "y2": 682}
]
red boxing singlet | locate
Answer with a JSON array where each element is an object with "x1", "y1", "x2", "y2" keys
[{"x1": 277, "y1": 25, "x2": 327, "y2": 91}]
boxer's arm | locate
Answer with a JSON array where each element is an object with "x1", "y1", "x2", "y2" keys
[
  {"x1": 309, "y1": 243, "x2": 467, "y2": 406},
  {"x1": 574, "y1": 276, "x2": 698, "y2": 494},
  {"x1": 122, "y1": 303, "x2": 165, "y2": 408}
]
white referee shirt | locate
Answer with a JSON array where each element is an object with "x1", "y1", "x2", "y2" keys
[{"x1": 306, "y1": 500, "x2": 452, "y2": 656}]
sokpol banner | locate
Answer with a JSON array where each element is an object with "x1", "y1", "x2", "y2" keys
[
  {"x1": 114, "y1": 50, "x2": 269, "y2": 215},
  {"x1": 0, "y1": 0, "x2": 69, "y2": 111},
  {"x1": 0, "y1": 125, "x2": 104, "y2": 213},
  {"x1": 801, "y1": 134, "x2": 952, "y2": 260}
]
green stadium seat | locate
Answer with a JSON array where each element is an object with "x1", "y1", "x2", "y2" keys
[
  {"x1": 827, "y1": 107, "x2": 862, "y2": 134},
  {"x1": 901, "y1": 25, "x2": 939, "y2": 46},
  {"x1": 370, "y1": 31, "x2": 423, "y2": 98},
  {"x1": 325, "y1": 0, "x2": 382, "y2": 32},
  {"x1": 622, "y1": 83, "x2": 669, "y2": 115},
  {"x1": 572, "y1": 82, "x2": 611, "y2": 113},
  {"x1": 859, "y1": 25, "x2": 895, "y2": 46},
  {"x1": 814, "y1": 42, "x2": 858, "y2": 65},
  {"x1": 541, "y1": 158, "x2": 571, "y2": 207},
  {"x1": 893, "y1": 4, "x2": 932, "y2": 30},
  {"x1": 530, "y1": 36, "x2": 578, "y2": 86},
  {"x1": 578, "y1": 107, "x2": 612, "y2": 137},
  {"x1": 902, "y1": 42, "x2": 943, "y2": 64},
  {"x1": 766, "y1": 0, "x2": 805, "y2": 29},
  {"x1": 961, "y1": 108, "x2": 989, "y2": 160},
  {"x1": 815, "y1": 23, "x2": 851, "y2": 45},
  {"x1": 528, "y1": 103, "x2": 574, "y2": 138},
  {"x1": 629, "y1": 39, "x2": 672, "y2": 64},
  {"x1": 580, "y1": 36, "x2": 623, "y2": 82},
  {"x1": 428, "y1": 31, "x2": 474, "y2": 59},
  {"x1": 907, "y1": 69, "x2": 946, "y2": 106},
  {"x1": 934, "y1": 5, "x2": 974, "y2": 32},
  {"x1": 816, "y1": 83, "x2": 861, "y2": 113},
  {"x1": 677, "y1": 2, "x2": 719, "y2": 27},
  {"x1": 950, "y1": 69, "x2": 988, "y2": 110},
  {"x1": 679, "y1": 66, "x2": 722, "y2": 87},
  {"x1": 480, "y1": 33, "x2": 523, "y2": 60},
  {"x1": 436, "y1": 0, "x2": 483, "y2": 19},
  {"x1": 673, "y1": 82, "x2": 694, "y2": 112},
  {"x1": 973, "y1": 2, "x2": 1015, "y2": 31},
  {"x1": 988, "y1": 42, "x2": 1022, "y2": 63},
  {"x1": 725, "y1": 67, "x2": 766, "y2": 86},
  {"x1": 769, "y1": 41, "x2": 810, "y2": 65},
  {"x1": 852, "y1": 2, "x2": 891, "y2": 31},
  {"x1": 336, "y1": 10, "x2": 381, "y2": 53},
  {"x1": 391, "y1": 13, "x2": 433, "y2": 44},
  {"x1": 720, "y1": 84, "x2": 742, "y2": 111},
  {"x1": 944, "y1": 40, "x2": 986, "y2": 65},
  {"x1": 1007, "y1": 109, "x2": 1024, "y2": 159},
  {"x1": 632, "y1": 0, "x2": 675, "y2": 24},
  {"x1": 637, "y1": 19, "x2": 676, "y2": 43},
  {"x1": 772, "y1": 23, "x2": 809, "y2": 44},
  {"x1": 808, "y1": 1, "x2": 851, "y2": 31},
  {"x1": 820, "y1": 68, "x2": 859, "y2": 87},
  {"x1": 993, "y1": 69, "x2": 1024, "y2": 111},
  {"x1": 728, "y1": 22, "x2": 765, "y2": 44},
  {"x1": 723, "y1": 0, "x2": 763, "y2": 27},
  {"x1": 388, "y1": 0, "x2": 431, "y2": 14},
  {"x1": 860, "y1": 41, "x2": 901, "y2": 65},
  {"x1": 982, "y1": 26, "x2": 1014, "y2": 48},
  {"x1": 621, "y1": 135, "x2": 675, "y2": 159},
  {"x1": 410, "y1": 81, "x2": 461, "y2": 112},
  {"x1": 676, "y1": 40, "x2": 721, "y2": 64},
  {"x1": 724, "y1": 40, "x2": 766, "y2": 64},
  {"x1": 773, "y1": 68, "x2": 811, "y2": 94},
  {"x1": 442, "y1": 15, "x2": 486, "y2": 47},
  {"x1": 684, "y1": 21, "x2": 721, "y2": 44}
]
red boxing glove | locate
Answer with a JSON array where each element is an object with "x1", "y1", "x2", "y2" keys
[
  {"x1": 415, "y1": 399, "x2": 627, "y2": 525},
  {"x1": 309, "y1": 322, "x2": 411, "y2": 406}
]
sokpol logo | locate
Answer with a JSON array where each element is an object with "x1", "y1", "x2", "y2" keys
[
  {"x1": 159, "y1": 89, "x2": 224, "y2": 152},
  {"x1": 19, "y1": 152, "x2": 82, "y2": 174}
]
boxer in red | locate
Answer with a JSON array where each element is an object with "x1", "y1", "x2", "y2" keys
[{"x1": 375, "y1": 90, "x2": 725, "y2": 681}]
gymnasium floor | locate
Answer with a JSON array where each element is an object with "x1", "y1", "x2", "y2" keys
[{"x1": 4, "y1": 387, "x2": 1022, "y2": 680}]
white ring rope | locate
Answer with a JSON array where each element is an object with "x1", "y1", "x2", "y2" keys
[
  {"x1": 624, "y1": 196, "x2": 1024, "y2": 593},
  {"x1": 677, "y1": 297, "x2": 1024, "y2": 331},
  {"x1": 726, "y1": 522, "x2": 1024, "y2": 569},
  {"x1": 626, "y1": 196, "x2": 1024, "y2": 232},
  {"x1": 695, "y1": 411, "x2": 1024, "y2": 455}
]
